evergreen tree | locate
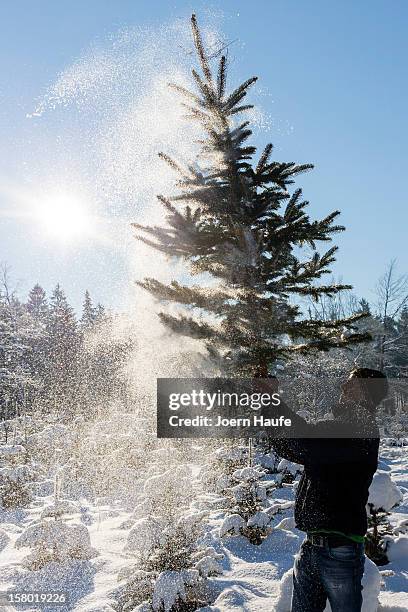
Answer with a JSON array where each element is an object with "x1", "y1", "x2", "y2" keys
[
  {"x1": 365, "y1": 503, "x2": 393, "y2": 566},
  {"x1": 27, "y1": 284, "x2": 48, "y2": 321},
  {"x1": 45, "y1": 285, "x2": 79, "y2": 414},
  {"x1": 358, "y1": 298, "x2": 371, "y2": 315},
  {"x1": 95, "y1": 302, "x2": 106, "y2": 321},
  {"x1": 133, "y1": 15, "x2": 370, "y2": 375},
  {"x1": 116, "y1": 464, "x2": 222, "y2": 611},
  {"x1": 80, "y1": 290, "x2": 97, "y2": 328},
  {"x1": 0, "y1": 288, "x2": 35, "y2": 419},
  {"x1": 0, "y1": 442, "x2": 33, "y2": 510},
  {"x1": 25, "y1": 284, "x2": 49, "y2": 397},
  {"x1": 0, "y1": 300, "x2": 23, "y2": 418}
]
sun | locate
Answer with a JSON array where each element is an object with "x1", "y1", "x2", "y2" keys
[{"x1": 35, "y1": 193, "x2": 91, "y2": 241}]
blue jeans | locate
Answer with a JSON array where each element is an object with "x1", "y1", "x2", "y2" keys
[{"x1": 291, "y1": 540, "x2": 365, "y2": 612}]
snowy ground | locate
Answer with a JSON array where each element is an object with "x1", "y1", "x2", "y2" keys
[
  {"x1": 200, "y1": 444, "x2": 408, "y2": 611},
  {"x1": 0, "y1": 445, "x2": 407, "y2": 612}
]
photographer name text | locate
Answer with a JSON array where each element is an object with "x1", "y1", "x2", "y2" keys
[{"x1": 168, "y1": 414, "x2": 292, "y2": 428}]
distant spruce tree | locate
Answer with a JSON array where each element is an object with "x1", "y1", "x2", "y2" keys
[
  {"x1": 27, "y1": 285, "x2": 49, "y2": 321},
  {"x1": 26, "y1": 285, "x2": 49, "y2": 397},
  {"x1": 133, "y1": 15, "x2": 370, "y2": 375},
  {"x1": 45, "y1": 285, "x2": 79, "y2": 413},
  {"x1": 0, "y1": 297, "x2": 31, "y2": 417},
  {"x1": 80, "y1": 290, "x2": 97, "y2": 328}
]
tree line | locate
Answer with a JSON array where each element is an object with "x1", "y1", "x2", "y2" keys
[{"x1": 0, "y1": 264, "x2": 133, "y2": 426}]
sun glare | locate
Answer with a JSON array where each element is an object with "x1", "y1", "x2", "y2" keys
[{"x1": 35, "y1": 193, "x2": 91, "y2": 241}]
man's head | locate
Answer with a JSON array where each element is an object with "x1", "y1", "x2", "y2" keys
[{"x1": 339, "y1": 368, "x2": 389, "y2": 413}]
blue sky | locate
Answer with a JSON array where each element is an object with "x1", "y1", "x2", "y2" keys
[{"x1": 1, "y1": 0, "x2": 407, "y2": 313}]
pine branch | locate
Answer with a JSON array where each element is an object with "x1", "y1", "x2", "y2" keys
[
  {"x1": 191, "y1": 14, "x2": 213, "y2": 82},
  {"x1": 256, "y1": 144, "x2": 273, "y2": 174},
  {"x1": 217, "y1": 55, "x2": 227, "y2": 100},
  {"x1": 230, "y1": 104, "x2": 254, "y2": 115},
  {"x1": 137, "y1": 278, "x2": 232, "y2": 314},
  {"x1": 158, "y1": 312, "x2": 218, "y2": 340},
  {"x1": 288, "y1": 332, "x2": 372, "y2": 354},
  {"x1": 191, "y1": 69, "x2": 216, "y2": 105},
  {"x1": 158, "y1": 153, "x2": 191, "y2": 181},
  {"x1": 285, "y1": 283, "x2": 353, "y2": 299},
  {"x1": 167, "y1": 82, "x2": 202, "y2": 106},
  {"x1": 224, "y1": 77, "x2": 258, "y2": 112}
]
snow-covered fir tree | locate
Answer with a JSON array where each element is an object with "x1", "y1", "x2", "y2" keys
[
  {"x1": 218, "y1": 464, "x2": 275, "y2": 544},
  {"x1": 15, "y1": 511, "x2": 98, "y2": 570},
  {"x1": 115, "y1": 462, "x2": 223, "y2": 611},
  {"x1": 199, "y1": 444, "x2": 291, "y2": 545},
  {"x1": 366, "y1": 471, "x2": 403, "y2": 565},
  {"x1": 0, "y1": 443, "x2": 34, "y2": 510},
  {"x1": 26, "y1": 284, "x2": 49, "y2": 321}
]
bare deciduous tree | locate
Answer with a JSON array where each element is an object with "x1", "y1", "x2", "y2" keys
[{"x1": 376, "y1": 259, "x2": 408, "y2": 371}]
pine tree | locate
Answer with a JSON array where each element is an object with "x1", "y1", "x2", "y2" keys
[
  {"x1": 358, "y1": 298, "x2": 371, "y2": 315},
  {"x1": 133, "y1": 15, "x2": 370, "y2": 375},
  {"x1": 95, "y1": 303, "x2": 106, "y2": 321},
  {"x1": 116, "y1": 464, "x2": 223, "y2": 611},
  {"x1": 0, "y1": 290, "x2": 35, "y2": 419},
  {"x1": 0, "y1": 443, "x2": 33, "y2": 510},
  {"x1": 27, "y1": 284, "x2": 48, "y2": 321},
  {"x1": 80, "y1": 290, "x2": 96, "y2": 328},
  {"x1": 365, "y1": 503, "x2": 393, "y2": 566},
  {"x1": 45, "y1": 285, "x2": 79, "y2": 414},
  {"x1": 0, "y1": 300, "x2": 21, "y2": 416},
  {"x1": 26, "y1": 285, "x2": 49, "y2": 399}
]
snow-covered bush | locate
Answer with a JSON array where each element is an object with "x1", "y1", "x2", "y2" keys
[
  {"x1": 219, "y1": 514, "x2": 246, "y2": 538},
  {"x1": 57, "y1": 414, "x2": 155, "y2": 505},
  {"x1": 115, "y1": 465, "x2": 223, "y2": 611},
  {"x1": 198, "y1": 445, "x2": 248, "y2": 494},
  {"x1": 125, "y1": 516, "x2": 163, "y2": 556},
  {"x1": 15, "y1": 519, "x2": 98, "y2": 570},
  {"x1": 117, "y1": 546, "x2": 223, "y2": 612},
  {"x1": 0, "y1": 444, "x2": 34, "y2": 509},
  {"x1": 275, "y1": 459, "x2": 303, "y2": 486},
  {"x1": 393, "y1": 517, "x2": 408, "y2": 535},
  {"x1": 192, "y1": 547, "x2": 223, "y2": 578},
  {"x1": 27, "y1": 423, "x2": 75, "y2": 468},
  {"x1": 368, "y1": 471, "x2": 403, "y2": 512},
  {"x1": 14, "y1": 460, "x2": 97, "y2": 572},
  {"x1": 384, "y1": 534, "x2": 408, "y2": 567},
  {"x1": 152, "y1": 570, "x2": 186, "y2": 612},
  {"x1": 40, "y1": 498, "x2": 79, "y2": 519},
  {"x1": 254, "y1": 450, "x2": 280, "y2": 474},
  {"x1": 219, "y1": 466, "x2": 274, "y2": 544},
  {"x1": 366, "y1": 471, "x2": 403, "y2": 565},
  {"x1": 139, "y1": 512, "x2": 206, "y2": 575}
]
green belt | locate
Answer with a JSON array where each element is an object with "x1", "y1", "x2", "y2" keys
[{"x1": 309, "y1": 529, "x2": 365, "y2": 544}]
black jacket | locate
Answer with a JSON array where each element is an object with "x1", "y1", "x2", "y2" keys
[{"x1": 270, "y1": 408, "x2": 379, "y2": 536}]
